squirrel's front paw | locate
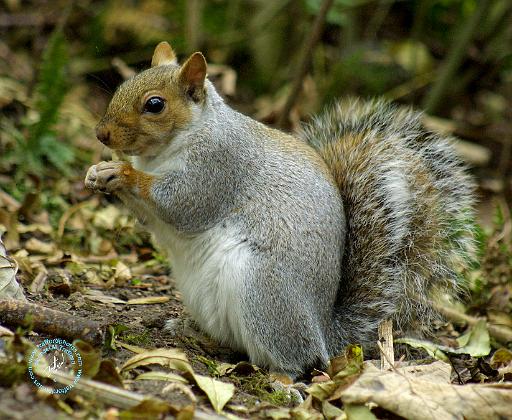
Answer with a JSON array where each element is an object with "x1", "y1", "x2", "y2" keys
[{"x1": 85, "y1": 161, "x2": 130, "y2": 193}]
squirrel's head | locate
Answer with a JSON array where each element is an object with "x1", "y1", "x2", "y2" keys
[{"x1": 95, "y1": 42, "x2": 207, "y2": 156}]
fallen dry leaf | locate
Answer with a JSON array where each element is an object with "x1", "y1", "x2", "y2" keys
[
  {"x1": 490, "y1": 348, "x2": 512, "y2": 368},
  {"x1": 122, "y1": 348, "x2": 235, "y2": 413},
  {"x1": 83, "y1": 290, "x2": 127, "y2": 305},
  {"x1": 490, "y1": 348, "x2": 512, "y2": 379},
  {"x1": 0, "y1": 233, "x2": 26, "y2": 300},
  {"x1": 121, "y1": 348, "x2": 193, "y2": 375},
  {"x1": 116, "y1": 341, "x2": 147, "y2": 354},
  {"x1": 0, "y1": 324, "x2": 14, "y2": 336},
  {"x1": 397, "y1": 319, "x2": 491, "y2": 360},
  {"x1": 338, "y1": 361, "x2": 512, "y2": 420},
  {"x1": 25, "y1": 237, "x2": 55, "y2": 254},
  {"x1": 135, "y1": 371, "x2": 188, "y2": 384},
  {"x1": 17, "y1": 223, "x2": 52, "y2": 235},
  {"x1": 455, "y1": 319, "x2": 491, "y2": 357},
  {"x1": 216, "y1": 361, "x2": 260, "y2": 377},
  {"x1": 93, "y1": 205, "x2": 122, "y2": 230},
  {"x1": 344, "y1": 403, "x2": 377, "y2": 420},
  {"x1": 262, "y1": 406, "x2": 323, "y2": 420},
  {"x1": 113, "y1": 260, "x2": 131, "y2": 283},
  {"x1": 192, "y1": 374, "x2": 235, "y2": 414},
  {"x1": 321, "y1": 400, "x2": 345, "y2": 419},
  {"x1": 394, "y1": 338, "x2": 449, "y2": 361}
]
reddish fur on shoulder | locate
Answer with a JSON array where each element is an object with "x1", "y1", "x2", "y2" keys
[{"x1": 120, "y1": 163, "x2": 155, "y2": 200}]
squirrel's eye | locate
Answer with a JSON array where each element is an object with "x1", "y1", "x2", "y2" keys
[{"x1": 143, "y1": 96, "x2": 165, "y2": 114}]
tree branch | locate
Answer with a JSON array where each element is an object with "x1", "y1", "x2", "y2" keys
[{"x1": 277, "y1": 0, "x2": 334, "y2": 129}]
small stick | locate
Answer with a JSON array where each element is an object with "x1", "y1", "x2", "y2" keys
[
  {"x1": 185, "y1": 0, "x2": 203, "y2": 51},
  {"x1": 0, "y1": 299, "x2": 104, "y2": 345},
  {"x1": 277, "y1": 0, "x2": 334, "y2": 128},
  {"x1": 28, "y1": 268, "x2": 48, "y2": 294},
  {"x1": 0, "y1": 188, "x2": 21, "y2": 211},
  {"x1": 111, "y1": 57, "x2": 136, "y2": 80},
  {"x1": 422, "y1": 0, "x2": 492, "y2": 113},
  {"x1": 37, "y1": 369, "x2": 216, "y2": 419},
  {"x1": 378, "y1": 318, "x2": 394, "y2": 370}
]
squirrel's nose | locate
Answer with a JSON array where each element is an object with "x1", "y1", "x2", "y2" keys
[{"x1": 96, "y1": 126, "x2": 111, "y2": 146}]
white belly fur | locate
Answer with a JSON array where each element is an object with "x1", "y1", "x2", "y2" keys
[{"x1": 150, "y1": 219, "x2": 250, "y2": 351}]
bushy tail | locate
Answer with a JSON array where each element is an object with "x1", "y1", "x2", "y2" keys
[{"x1": 300, "y1": 98, "x2": 475, "y2": 352}]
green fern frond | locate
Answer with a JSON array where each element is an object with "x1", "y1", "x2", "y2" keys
[
  {"x1": 28, "y1": 28, "x2": 69, "y2": 146},
  {"x1": 24, "y1": 27, "x2": 73, "y2": 174},
  {"x1": 40, "y1": 134, "x2": 74, "y2": 176}
]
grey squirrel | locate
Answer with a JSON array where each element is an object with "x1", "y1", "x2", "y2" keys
[{"x1": 85, "y1": 42, "x2": 475, "y2": 376}]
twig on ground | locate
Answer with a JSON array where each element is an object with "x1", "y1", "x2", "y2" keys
[{"x1": 0, "y1": 299, "x2": 104, "y2": 345}]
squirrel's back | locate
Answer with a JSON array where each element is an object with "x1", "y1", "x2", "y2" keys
[{"x1": 300, "y1": 98, "x2": 475, "y2": 351}]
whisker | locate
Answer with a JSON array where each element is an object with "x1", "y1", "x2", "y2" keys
[{"x1": 87, "y1": 73, "x2": 114, "y2": 96}]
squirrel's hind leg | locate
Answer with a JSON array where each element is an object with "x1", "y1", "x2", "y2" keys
[{"x1": 240, "y1": 280, "x2": 331, "y2": 377}]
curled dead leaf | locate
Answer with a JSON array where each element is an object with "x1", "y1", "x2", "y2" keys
[
  {"x1": 337, "y1": 361, "x2": 512, "y2": 420},
  {"x1": 121, "y1": 348, "x2": 193, "y2": 375},
  {"x1": 0, "y1": 233, "x2": 25, "y2": 300},
  {"x1": 113, "y1": 260, "x2": 131, "y2": 284},
  {"x1": 25, "y1": 237, "x2": 55, "y2": 255},
  {"x1": 397, "y1": 319, "x2": 491, "y2": 360}
]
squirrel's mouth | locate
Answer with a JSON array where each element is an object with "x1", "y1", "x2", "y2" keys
[
  {"x1": 115, "y1": 147, "x2": 143, "y2": 156},
  {"x1": 117, "y1": 143, "x2": 157, "y2": 157},
  {"x1": 107, "y1": 137, "x2": 146, "y2": 156}
]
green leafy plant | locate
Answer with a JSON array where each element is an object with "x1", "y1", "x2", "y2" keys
[{"x1": 19, "y1": 27, "x2": 74, "y2": 175}]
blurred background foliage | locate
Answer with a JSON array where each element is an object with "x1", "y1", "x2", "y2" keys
[{"x1": 0, "y1": 0, "x2": 511, "y2": 219}]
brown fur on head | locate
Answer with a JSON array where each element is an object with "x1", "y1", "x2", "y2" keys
[{"x1": 95, "y1": 42, "x2": 207, "y2": 156}]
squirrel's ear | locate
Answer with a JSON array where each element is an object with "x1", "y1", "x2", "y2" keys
[
  {"x1": 151, "y1": 41, "x2": 177, "y2": 67},
  {"x1": 179, "y1": 52, "x2": 207, "y2": 100}
]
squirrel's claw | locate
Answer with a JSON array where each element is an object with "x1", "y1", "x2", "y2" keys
[
  {"x1": 85, "y1": 161, "x2": 127, "y2": 193},
  {"x1": 84, "y1": 165, "x2": 98, "y2": 190}
]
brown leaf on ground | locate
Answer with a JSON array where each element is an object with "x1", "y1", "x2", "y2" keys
[
  {"x1": 337, "y1": 361, "x2": 512, "y2": 420},
  {"x1": 0, "y1": 233, "x2": 25, "y2": 301},
  {"x1": 121, "y1": 348, "x2": 193, "y2": 375}
]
